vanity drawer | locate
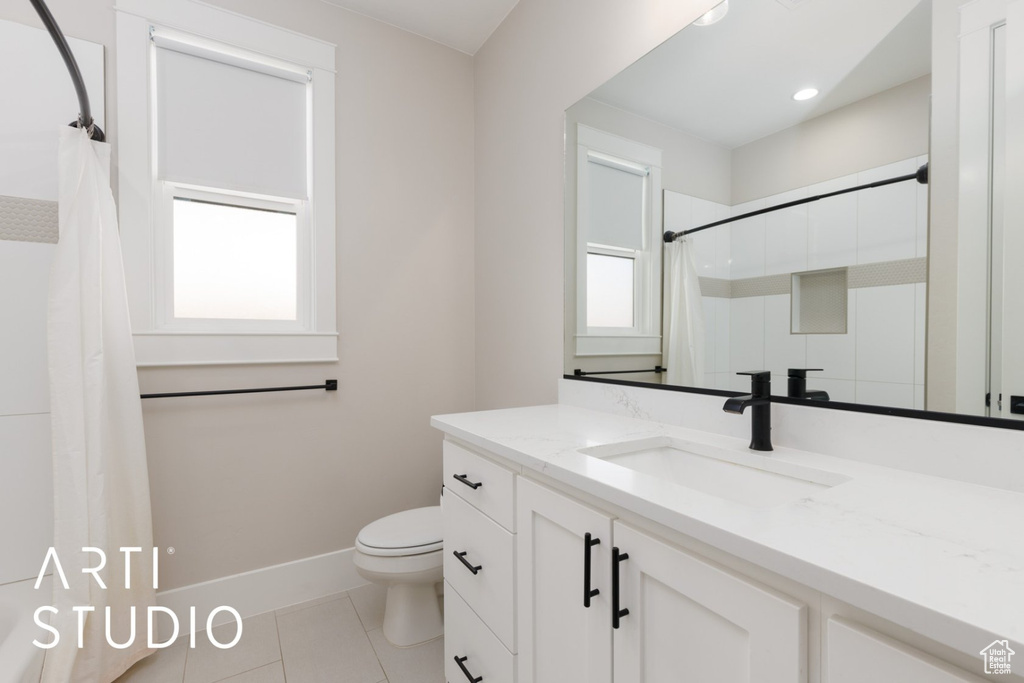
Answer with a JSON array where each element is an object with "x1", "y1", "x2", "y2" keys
[
  {"x1": 445, "y1": 582, "x2": 515, "y2": 683},
  {"x1": 443, "y1": 488, "x2": 516, "y2": 652},
  {"x1": 443, "y1": 439, "x2": 516, "y2": 531}
]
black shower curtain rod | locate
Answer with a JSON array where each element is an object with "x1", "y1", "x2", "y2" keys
[
  {"x1": 663, "y1": 162, "x2": 929, "y2": 243},
  {"x1": 29, "y1": 0, "x2": 105, "y2": 141}
]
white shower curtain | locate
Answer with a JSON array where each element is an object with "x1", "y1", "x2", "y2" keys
[
  {"x1": 44, "y1": 127, "x2": 155, "y2": 682},
  {"x1": 663, "y1": 238, "x2": 706, "y2": 387}
]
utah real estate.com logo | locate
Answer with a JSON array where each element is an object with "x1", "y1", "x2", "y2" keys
[{"x1": 980, "y1": 640, "x2": 1015, "y2": 676}]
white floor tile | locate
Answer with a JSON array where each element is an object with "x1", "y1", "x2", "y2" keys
[
  {"x1": 184, "y1": 612, "x2": 281, "y2": 683},
  {"x1": 276, "y1": 592, "x2": 348, "y2": 618},
  {"x1": 216, "y1": 661, "x2": 286, "y2": 683},
  {"x1": 368, "y1": 629, "x2": 444, "y2": 683},
  {"x1": 115, "y1": 639, "x2": 187, "y2": 683},
  {"x1": 349, "y1": 583, "x2": 387, "y2": 633},
  {"x1": 277, "y1": 596, "x2": 385, "y2": 683}
]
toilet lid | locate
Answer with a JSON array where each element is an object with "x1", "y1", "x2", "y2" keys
[{"x1": 356, "y1": 506, "x2": 443, "y2": 557}]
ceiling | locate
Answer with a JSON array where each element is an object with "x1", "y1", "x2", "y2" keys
[
  {"x1": 318, "y1": 0, "x2": 520, "y2": 55},
  {"x1": 588, "y1": 0, "x2": 931, "y2": 149}
]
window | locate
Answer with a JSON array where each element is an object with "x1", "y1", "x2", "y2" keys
[
  {"x1": 116, "y1": 0, "x2": 337, "y2": 365},
  {"x1": 575, "y1": 126, "x2": 662, "y2": 356},
  {"x1": 171, "y1": 198, "x2": 299, "y2": 322}
]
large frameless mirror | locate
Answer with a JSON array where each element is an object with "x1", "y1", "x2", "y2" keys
[{"x1": 564, "y1": 0, "x2": 1024, "y2": 427}]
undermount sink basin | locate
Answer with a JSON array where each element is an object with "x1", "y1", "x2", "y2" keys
[{"x1": 579, "y1": 437, "x2": 850, "y2": 508}]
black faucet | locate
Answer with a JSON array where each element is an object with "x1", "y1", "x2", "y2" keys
[
  {"x1": 788, "y1": 369, "x2": 830, "y2": 401},
  {"x1": 723, "y1": 371, "x2": 773, "y2": 452}
]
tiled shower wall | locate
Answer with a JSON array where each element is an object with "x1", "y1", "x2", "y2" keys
[{"x1": 665, "y1": 156, "x2": 928, "y2": 409}]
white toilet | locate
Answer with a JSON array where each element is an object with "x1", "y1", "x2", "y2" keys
[{"x1": 353, "y1": 506, "x2": 443, "y2": 647}]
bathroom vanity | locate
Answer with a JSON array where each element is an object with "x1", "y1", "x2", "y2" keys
[{"x1": 434, "y1": 402, "x2": 1024, "y2": 683}]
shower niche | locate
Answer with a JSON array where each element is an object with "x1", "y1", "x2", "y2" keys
[{"x1": 791, "y1": 268, "x2": 848, "y2": 335}]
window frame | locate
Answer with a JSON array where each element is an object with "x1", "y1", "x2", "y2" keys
[
  {"x1": 575, "y1": 125, "x2": 663, "y2": 357},
  {"x1": 116, "y1": 0, "x2": 337, "y2": 366}
]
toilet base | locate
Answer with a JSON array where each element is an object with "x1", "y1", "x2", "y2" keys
[{"x1": 383, "y1": 582, "x2": 443, "y2": 647}]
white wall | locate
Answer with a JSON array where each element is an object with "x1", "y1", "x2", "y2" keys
[
  {"x1": 474, "y1": 0, "x2": 721, "y2": 409},
  {"x1": 1, "y1": 0, "x2": 476, "y2": 590}
]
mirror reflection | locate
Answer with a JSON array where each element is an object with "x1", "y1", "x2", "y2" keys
[{"x1": 565, "y1": 0, "x2": 1018, "y2": 421}]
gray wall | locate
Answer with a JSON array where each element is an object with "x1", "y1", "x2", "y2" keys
[
  {"x1": 731, "y1": 76, "x2": 931, "y2": 204},
  {"x1": 474, "y1": 0, "x2": 719, "y2": 409},
  {"x1": 1, "y1": 0, "x2": 476, "y2": 589}
]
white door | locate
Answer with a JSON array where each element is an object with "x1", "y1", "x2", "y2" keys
[
  {"x1": 612, "y1": 522, "x2": 807, "y2": 683},
  {"x1": 517, "y1": 478, "x2": 614, "y2": 683}
]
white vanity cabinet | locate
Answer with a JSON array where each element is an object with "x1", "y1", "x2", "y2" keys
[
  {"x1": 825, "y1": 618, "x2": 984, "y2": 683},
  {"x1": 613, "y1": 521, "x2": 806, "y2": 683},
  {"x1": 443, "y1": 440, "x2": 518, "y2": 683},
  {"x1": 516, "y1": 478, "x2": 807, "y2": 683},
  {"x1": 440, "y1": 434, "x2": 1004, "y2": 683},
  {"x1": 517, "y1": 477, "x2": 614, "y2": 683}
]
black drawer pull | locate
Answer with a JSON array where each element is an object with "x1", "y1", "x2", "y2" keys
[
  {"x1": 454, "y1": 550, "x2": 482, "y2": 575},
  {"x1": 455, "y1": 655, "x2": 483, "y2": 682},
  {"x1": 453, "y1": 473, "x2": 483, "y2": 490},
  {"x1": 612, "y1": 546, "x2": 629, "y2": 629},
  {"x1": 583, "y1": 532, "x2": 601, "y2": 608}
]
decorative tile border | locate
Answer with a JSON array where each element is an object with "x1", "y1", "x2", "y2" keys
[
  {"x1": 0, "y1": 195, "x2": 58, "y2": 244},
  {"x1": 699, "y1": 257, "x2": 927, "y2": 299},
  {"x1": 731, "y1": 273, "x2": 792, "y2": 298},
  {"x1": 697, "y1": 277, "x2": 731, "y2": 298},
  {"x1": 847, "y1": 257, "x2": 927, "y2": 289}
]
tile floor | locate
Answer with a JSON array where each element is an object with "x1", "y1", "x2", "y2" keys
[{"x1": 115, "y1": 584, "x2": 444, "y2": 683}]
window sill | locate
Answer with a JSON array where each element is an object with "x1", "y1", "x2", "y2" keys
[
  {"x1": 575, "y1": 334, "x2": 661, "y2": 357},
  {"x1": 132, "y1": 331, "x2": 338, "y2": 367}
]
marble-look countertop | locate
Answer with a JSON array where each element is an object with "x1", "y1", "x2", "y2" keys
[{"x1": 431, "y1": 404, "x2": 1023, "y2": 658}]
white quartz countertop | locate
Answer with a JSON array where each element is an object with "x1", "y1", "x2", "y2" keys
[{"x1": 431, "y1": 404, "x2": 1024, "y2": 658}]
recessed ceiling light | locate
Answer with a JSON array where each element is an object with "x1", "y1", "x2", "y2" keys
[
  {"x1": 792, "y1": 88, "x2": 819, "y2": 101},
  {"x1": 694, "y1": 0, "x2": 729, "y2": 26}
]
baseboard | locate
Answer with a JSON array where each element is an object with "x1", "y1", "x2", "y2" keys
[{"x1": 157, "y1": 547, "x2": 367, "y2": 632}]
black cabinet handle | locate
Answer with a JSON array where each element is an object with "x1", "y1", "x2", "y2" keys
[
  {"x1": 583, "y1": 532, "x2": 601, "y2": 608},
  {"x1": 453, "y1": 473, "x2": 483, "y2": 490},
  {"x1": 454, "y1": 550, "x2": 482, "y2": 575},
  {"x1": 454, "y1": 655, "x2": 483, "y2": 682},
  {"x1": 612, "y1": 546, "x2": 629, "y2": 629}
]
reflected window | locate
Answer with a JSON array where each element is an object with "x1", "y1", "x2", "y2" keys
[{"x1": 587, "y1": 253, "x2": 635, "y2": 327}]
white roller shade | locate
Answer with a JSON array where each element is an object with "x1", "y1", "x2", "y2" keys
[
  {"x1": 156, "y1": 44, "x2": 308, "y2": 199},
  {"x1": 587, "y1": 158, "x2": 645, "y2": 250}
]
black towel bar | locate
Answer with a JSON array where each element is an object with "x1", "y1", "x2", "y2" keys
[{"x1": 141, "y1": 380, "x2": 338, "y2": 400}]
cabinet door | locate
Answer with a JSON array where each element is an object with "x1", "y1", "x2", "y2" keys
[
  {"x1": 517, "y1": 478, "x2": 614, "y2": 683},
  {"x1": 826, "y1": 618, "x2": 985, "y2": 683},
  {"x1": 613, "y1": 522, "x2": 807, "y2": 683}
]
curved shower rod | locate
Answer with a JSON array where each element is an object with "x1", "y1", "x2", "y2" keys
[
  {"x1": 664, "y1": 162, "x2": 929, "y2": 243},
  {"x1": 28, "y1": 0, "x2": 105, "y2": 141}
]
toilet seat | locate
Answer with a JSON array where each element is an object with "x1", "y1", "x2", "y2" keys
[{"x1": 356, "y1": 506, "x2": 442, "y2": 557}]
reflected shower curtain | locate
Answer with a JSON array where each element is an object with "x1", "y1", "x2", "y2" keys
[
  {"x1": 663, "y1": 238, "x2": 706, "y2": 387},
  {"x1": 44, "y1": 128, "x2": 155, "y2": 682}
]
